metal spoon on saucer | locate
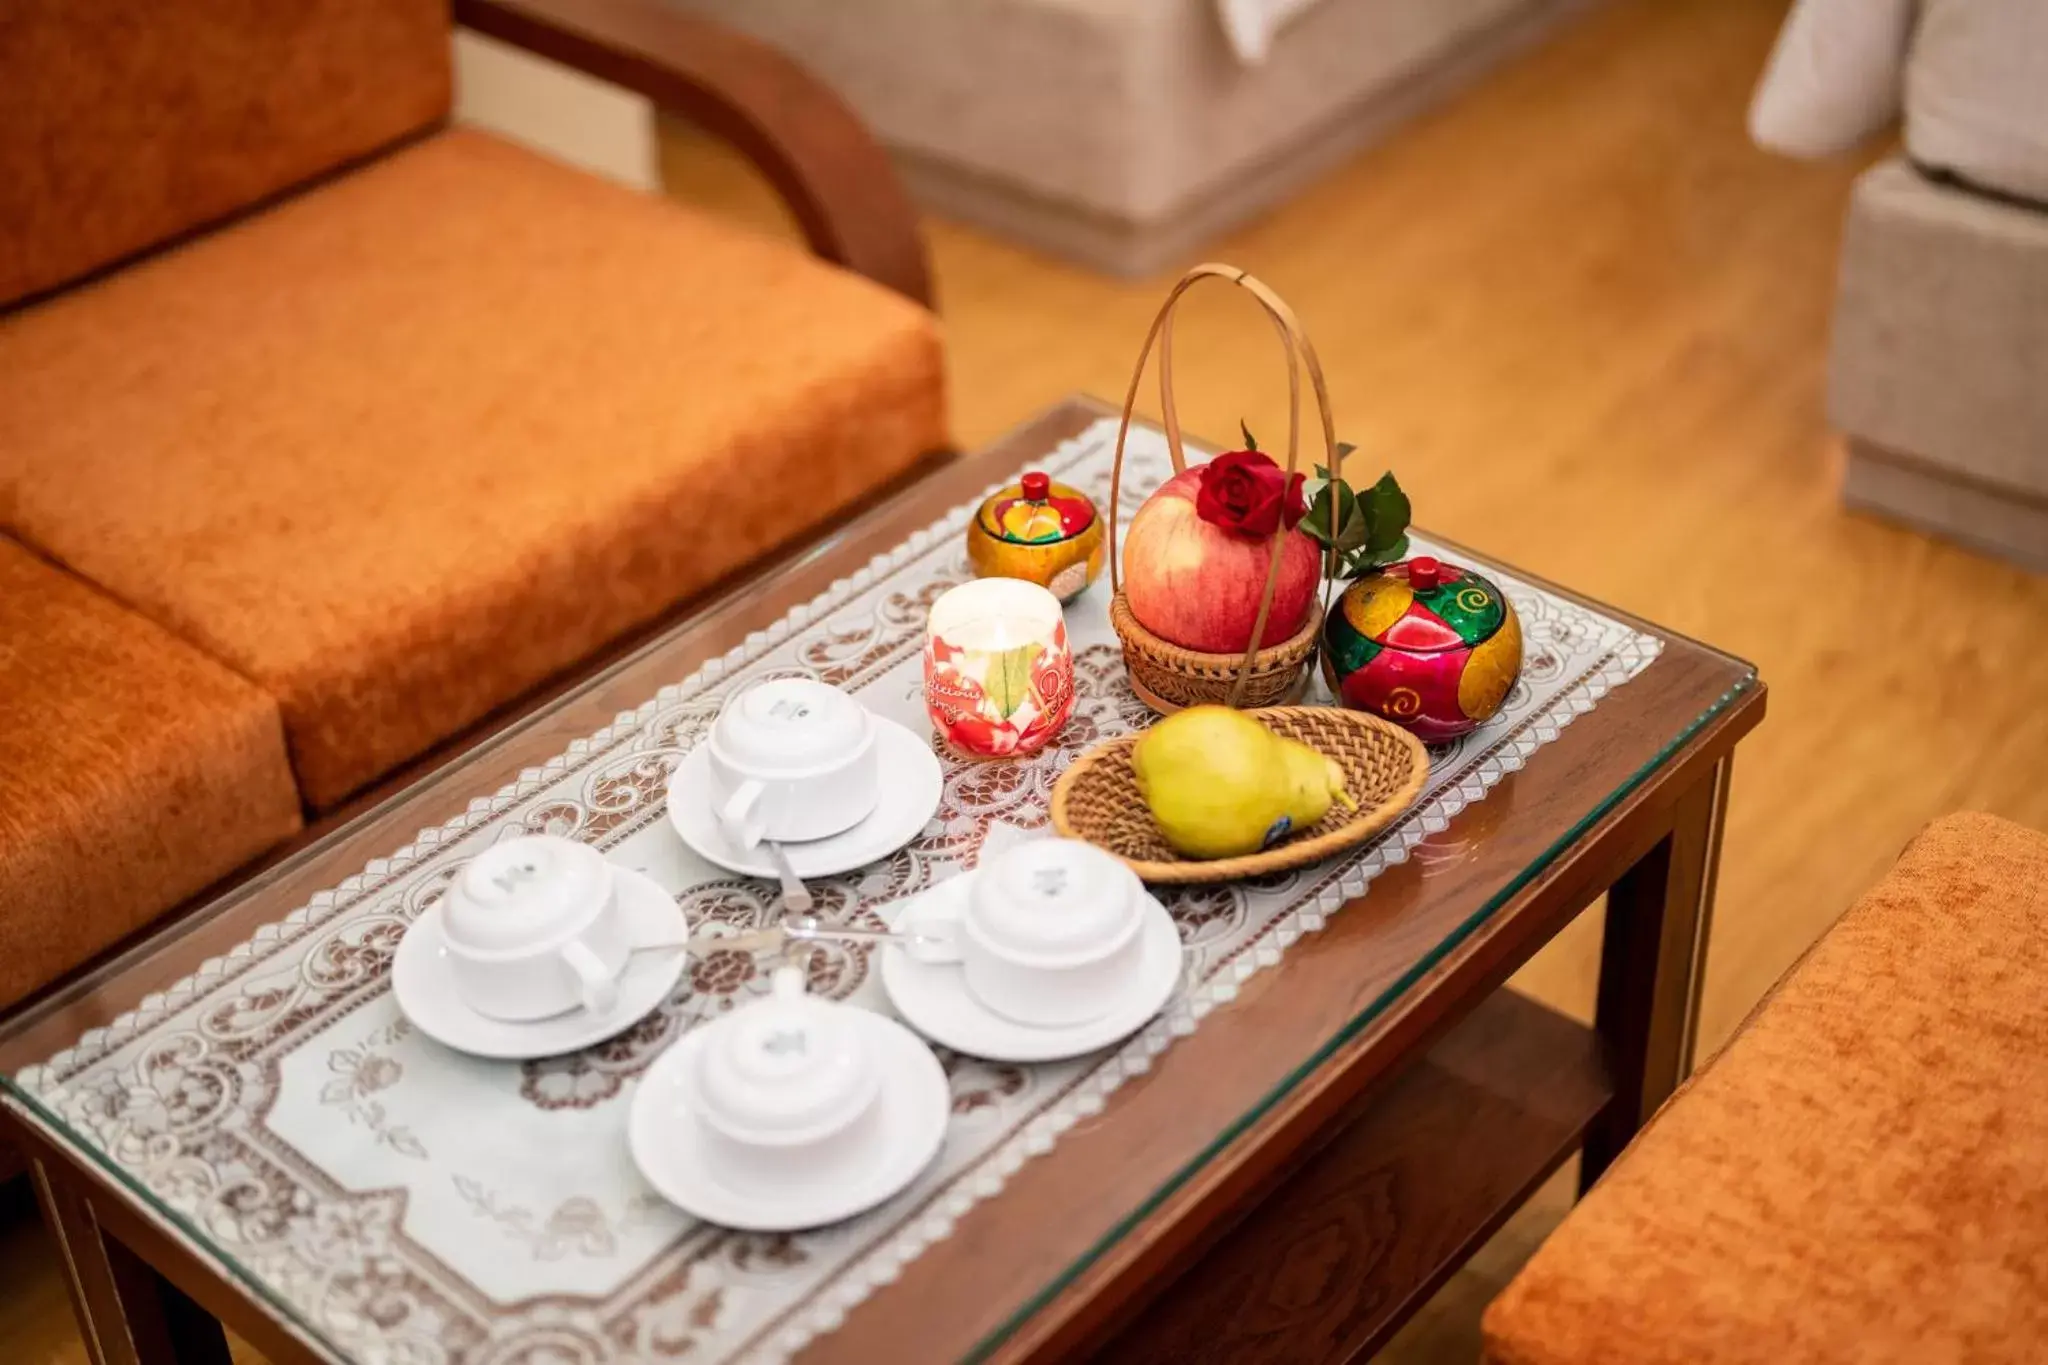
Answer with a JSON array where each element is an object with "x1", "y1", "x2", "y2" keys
[{"x1": 763, "y1": 839, "x2": 813, "y2": 917}]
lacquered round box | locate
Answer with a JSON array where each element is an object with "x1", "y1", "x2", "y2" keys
[
  {"x1": 964, "y1": 471, "x2": 1104, "y2": 603},
  {"x1": 1320, "y1": 556, "x2": 1523, "y2": 743}
]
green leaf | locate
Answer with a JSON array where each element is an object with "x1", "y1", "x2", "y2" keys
[
  {"x1": 1311, "y1": 485, "x2": 1359, "y2": 552},
  {"x1": 1299, "y1": 484, "x2": 1335, "y2": 542},
  {"x1": 1301, "y1": 482, "x2": 1363, "y2": 550},
  {"x1": 1239, "y1": 420, "x2": 1259, "y2": 453},
  {"x1": 1345, "y1": 534, "x2": 1410, "y2": 577},
  {"x1": 1333, "y1": 488, "x2": 1371, "y2": 552},
  {"x1": 985, "y1": 642, "x2": 1043, "y2": 719},
  {"x1": 1361, "y1": 472, "x2": 1412, "y2": 555},
  {"x1": 1335, "y1": 532, "x2": 1417, "y2": 581},
  {"x1": 1313, "y1": 464, "x2": 1331, "y2": 481}
]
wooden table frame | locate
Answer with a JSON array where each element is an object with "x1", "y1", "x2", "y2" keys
[
  {"x1": 3, "y1": 398, "x2": 1763, "y2": 1365},
  {"x1": 1087, "y1": 748, "x2": 1739, "y2": 1363}
]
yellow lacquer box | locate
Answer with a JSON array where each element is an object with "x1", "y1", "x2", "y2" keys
[{"x1": 965, "y1": 471, "x2": 1105, "y2": 603}]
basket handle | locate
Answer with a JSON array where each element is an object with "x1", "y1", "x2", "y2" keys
[{"x1": 1108, "y1": 263, "x2": 1344, "y2": 706}]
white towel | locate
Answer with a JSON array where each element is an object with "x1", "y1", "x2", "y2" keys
[{"x1": 1215, "y1": 0, "x2": 1324, "y2": 64}]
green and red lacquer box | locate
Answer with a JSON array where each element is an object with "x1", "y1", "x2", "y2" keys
[{"x1": 1320, "y1": 556, "x2": 1523, "y2": 743}]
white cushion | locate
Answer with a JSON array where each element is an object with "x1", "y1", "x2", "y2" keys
[
  {"x1": 1751, "y1": 0, "x2": 2048, "y2": 205},
  {"x1": 1748, "y1": 0, "x2": 1913, "y2": 157},
  {"x1": 1215, "y1": 0, "x2": 1323, "y2": 64}
]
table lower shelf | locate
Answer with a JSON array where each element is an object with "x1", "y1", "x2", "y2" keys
[{"x1": 1095, "y1": 987, "x2": 1613, "y2": 1364}]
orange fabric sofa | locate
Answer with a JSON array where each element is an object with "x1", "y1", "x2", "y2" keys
[
  {"x1": 0, "y1": 0, "x2": 947, "y2": 1011},
  {"x1": 1483, "y1": 812, "x2": 2048, "y2": 1363}
]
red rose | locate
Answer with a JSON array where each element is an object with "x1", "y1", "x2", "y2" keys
[{"x1": 1194, "y1": 451, "x2": 1307, "y2": 537}]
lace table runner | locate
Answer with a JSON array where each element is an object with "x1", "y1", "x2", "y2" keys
[{"x1": 19, "y1": 418, "x2": 1661, "y2": 1364}]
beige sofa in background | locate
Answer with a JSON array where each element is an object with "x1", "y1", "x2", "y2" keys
[
  {"x1": 1751, "y1": 0, "x2": 2048, "y2": 571},
  {"x1": 660, "y1": 0, "x2": 1587, "y2": 274},
  {"x1": 1831, "y1": 161, "x2": 2048, "y2": 572}
]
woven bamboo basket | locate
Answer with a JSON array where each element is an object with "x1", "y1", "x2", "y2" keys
[
  {"x1": 1110, "y1": 592, "x2": 1320, "y2": 713},
  {"x1": 1108, "y1": 262, "x2": 1347, "y2": 713},
  {"x1": 1049, "y1": 707, "x2": 1428, "y2": 884}
]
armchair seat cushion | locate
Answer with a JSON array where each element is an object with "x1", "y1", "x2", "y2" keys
[
  {"x1": 0, "y1": 539, "x2": 303, "y2": 1010},
  {"x1": 1482, "y1": 812, "x2": 2048, "y2": 1364},
  {"x1": 0, "y1": 129, "x2": 947, "y2": 807}
]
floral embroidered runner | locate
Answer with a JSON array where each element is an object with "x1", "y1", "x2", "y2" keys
[{"x1": 18, "y1": 418, "x2": 1662, "y2": 1364}]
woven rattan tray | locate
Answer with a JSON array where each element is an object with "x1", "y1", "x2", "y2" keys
[{"x1": 1048, "y1": 706, "x2": 1429, "y2": 884}]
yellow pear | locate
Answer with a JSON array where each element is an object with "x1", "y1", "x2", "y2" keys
[
  {"x1": 1275, "y1": 735, "x2": 1357, "y2": 829},
  {"x1": 1132, "y1": 707, "x2": 1342, "y2": 860}
]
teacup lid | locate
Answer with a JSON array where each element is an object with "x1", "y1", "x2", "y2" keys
[
  {"x1": 712, "y1": 679, "x2": 871, "y2": 774},
  {"x1": 969, "y1": 838, "x2": 1139, "y2": 966},
  {"x1": 691, "y1": 968, "x2": 878, "y2": 1146},
  {"x1": 442, "y1": 835, "x2": 609, "y2": 955}
]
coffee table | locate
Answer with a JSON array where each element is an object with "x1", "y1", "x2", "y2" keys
[{"x1": 0, "y1": 396, "x2": 1763, "y2": 1365}]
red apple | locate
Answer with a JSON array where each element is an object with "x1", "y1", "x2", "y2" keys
[{"x1": 1123, "y1": 463, "x2": 1321, "y2": 653}]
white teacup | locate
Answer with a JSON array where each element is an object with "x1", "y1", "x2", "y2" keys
[
  {"x1": 438, "y1": 835, "x2": 632, "y2": 1022},
  {"x1": 902, "y1": 838, "x2": 1145, "y2": 1028},
  {"x1": 705, "y1": 679, "x2": 879, "y2": 849},
  {"x1": 685, "y1": 967, "x2": 882, "y2": 1187}
]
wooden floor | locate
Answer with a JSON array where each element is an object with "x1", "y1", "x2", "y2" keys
[{"x1": 8, "y1": 0, "x2": 2046, "y2": 1360}]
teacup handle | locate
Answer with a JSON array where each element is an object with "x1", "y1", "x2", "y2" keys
[
  {"x1": 717, "y1": 780, "x2": 768, "y2": 850},
  {"x1": 897, "y1": 898, "x2": 965, "y2": 966},
  {"x1": 560, "y1": 939, "x2": 620, "y2": 1016}
]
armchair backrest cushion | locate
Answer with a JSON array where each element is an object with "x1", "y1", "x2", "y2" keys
[{"x1": 0, "y1": 0, "x2": 450, "y2": 307}]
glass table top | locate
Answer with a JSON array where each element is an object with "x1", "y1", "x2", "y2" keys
[{"x1": 1, "y1": 403, "x2": 1757, "y2": 1364}]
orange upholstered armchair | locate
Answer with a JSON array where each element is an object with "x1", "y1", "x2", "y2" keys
[{"x1": 0, "y1": 0, "x2": 948, "y2": 1012}]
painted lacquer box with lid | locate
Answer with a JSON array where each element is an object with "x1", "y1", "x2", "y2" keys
[
  {"x1": 965, "y1": 470, "x2": 1104, "y2": 603},
  {"x1": 1320, "y1": 555, "x2": 1522, "y2": 743}
]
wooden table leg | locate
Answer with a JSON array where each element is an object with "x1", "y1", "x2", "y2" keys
[
  {"x1": 30, "y1": 1159, "x2": 233, "y2": 1365},
  {"x1": 1579, "y1": 757, "x2": 1731, "y2": 1194}
]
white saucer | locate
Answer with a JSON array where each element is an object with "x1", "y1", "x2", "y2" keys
[
  {"x1": 392, "y1": 866, "x2": 686, "y2": 1060},
  {"x1": 877, "y1": 875, "x2": 1185, "y2": 1064},
  {"x1": 666, "y1": 716, "x2": 944, "y2": 879},
  {"x1": 628, "y1": 1008, "x2": 950, "y2": 1231}
]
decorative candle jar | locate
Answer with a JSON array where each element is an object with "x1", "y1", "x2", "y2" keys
[
  {"x1": 922, "y1": 579, "x2": 1075, "y2": 759},
  {"x1": 964, "y1": 471, "x2": 1104, "y2": 603},
  {"x1": 1320, "y1": 555, "x2": 1523, "y2": 743}
]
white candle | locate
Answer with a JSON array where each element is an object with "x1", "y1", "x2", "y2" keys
[{"x1": 944, "y1": 618, "x2": 1032, "y2": 654}]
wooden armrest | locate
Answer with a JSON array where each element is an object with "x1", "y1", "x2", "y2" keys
[{"x1": 454, "y1": 0, "x2": 933, "y2": 307}]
